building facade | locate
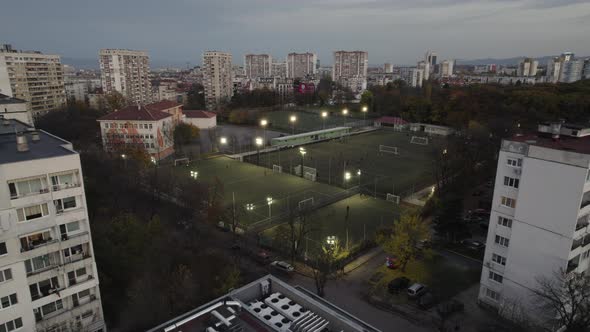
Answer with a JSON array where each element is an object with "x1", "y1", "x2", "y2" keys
[
  {"x1": 547, "y1": 52, "x2": 585, "y2": 83},
  {"x1": 97, "y1": 101, "x2": 183, "y2": 160},
  {"x1": 182, "y1": 110, "x2": 217, "y2": 129},
  {"x1": 0, "y1": 94, "x2": 33, "y2": 126},
  {"x1": 272, "y1": 62, "x2": 287, "y2": 79},
  {"x1": 517, "y1": 58, "x2": 538, "y2": 77},
  {"x1": 99, "y1": 49, "x2": 152, "y2": 105},
  {"x1": 286, "y1": 52, "x2": 317, "y2": 79},
  {"x1": 244, "y1": 54, "x2": 272, "y2": 79},
  {"x1": 478, "y1": 122, "x2": 590, "y2": 322},
  {"x1": 0, "y1": 120, "x2": 106, "y2": 332},
  {"x1": 332, "y1": 51, "x2": 368, "y2": 95},
  {"x1": 439, "y1": 60, "x2": 455, "y2": 78},
  {"x1": 0, "y1": 44, "x2": 66, "y2": 119},
  {"x1": 202, "y1": 51, "x2": 233, "y2": 111}
]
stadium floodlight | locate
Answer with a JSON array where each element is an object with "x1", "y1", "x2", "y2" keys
[
  {"x1": 342, "y1": 108, "x2": 348, "y2": 115},
  {"x1": 357, "y1": 169, "x2": 361, "y2": 176},
  {"x1": 344, "y1": 171, "x2": 351, "y2": 180},
  {"x1": 290, "y1": 115, "x2": 297, "y2": 123},
  {"x1": 326, "y1": 235, "x2": 336, "y2": 245},
  {"x1": 299, "y1": 147, "x2": 306, "y2": 156},
  {"x1": 321, "y1": 111, "x2": 328, "y2": 118},
  {"x1": 255, "y1": 137, "x2": 263, "y2": 146},
  {"x1": 246, "y1": 203, "x2": 255, "y2": 211},
  {"x1": 150, "y1": 156, "x2": 157, "y2": 165},
  {"x1": 321, "y1": 111, "x2": 328, "y2": 129},
  {"x1": 121, "y1": 154, "x2": 127, "y2": 159},
  {"x1": 362, "y1": 106, "x2": 368, "y2": 113},
  {"x1": 443, "y1": 148, "x2": 448, "y2": 155},
  {"x1": 290, "y1": 115, "x2": 297, "y2": 134},
  {"x1": 220, "y1": 137, "x2": 227, "y2": 145},
  {"x1": 260, "y1": 119, "x2": 268, "y2": 127},
  {"x1": 267, "y1": 197, "x2": 273, "y2": 219},
  {"x1": 190, "y1": 170, "x2": 198, "y2": 179}
]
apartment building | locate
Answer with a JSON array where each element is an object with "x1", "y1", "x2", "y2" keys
[
  {"x1": 547, "y1": 52, "x2": 585, "y2": 83},
  {"x1": 0, "y1": 119, "x2": 106, "y2": 332},
  {"x1": 272, "y1": 62, "x2": 287, "y2": 79},
  {"x1": 99, "y1": 49, "x2": 152, "y2": 105},
  {"x1": 148, "y1": 275, "x2": 381, "y2": 332},
  {"x1": 479, "y1": 122, "x2": 590, "y2": 322},
  {"x1": 202, "y1": 51, "x2": 233, "y2": 111},
  {"x1": 1, "y1": 94, "x2": 33, "y2": 126},
  {"x1": 517, "y1": 58, "x2": 538, "y2": 77},
  {"x1": 332, "y1": 51, "x2": 368, "y2": 95},
  {"x1": 244, "y1": 54, "x2": 272, "y2": 79},
  {"x1": 439, "y1": 60, "x2": 455, "y2": 78},
  {"x1": 0, "y1": 44, "x2": 66, "y2": 118},
  {"x1": 286, "y1": 52, "x2": 317, "y2": 79},
  {"x1": 97, "y1": 100, "x2": 182, "y2": 160}
]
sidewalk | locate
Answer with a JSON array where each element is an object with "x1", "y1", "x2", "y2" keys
[{"x1": 344, "y1": 247, "x2": 383, "y2": 273}]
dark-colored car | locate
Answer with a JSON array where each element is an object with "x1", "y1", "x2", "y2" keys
[
  {"x1": 418, "y1": 292, "x2": 437, "y2": 309},
  {"x1": 460, "y1": 239, "x2": 485, "y2": 250},
  {"x1": 387, "y1": 277, "x2": 410, "y2": 294},
  {"x1": 437, "y1": 299, "x2": 464, "y2": 316}
]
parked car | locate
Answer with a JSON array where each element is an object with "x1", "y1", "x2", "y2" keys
[
  {"x1": 418, "y1": 292, "x2": 437, "y2": 309},
  {"x1": 270, "y1": 261, "x2": 294, "y2": 273},
  {"x1": 437, "y1": 299, "x2": 464, "y2": 316},
  {"x1": 255, "y1": 251, "x2": 271, "y2": 265},
  {"x1": 388, "y1": 277, "x2": 410, "y2": 294},
  {"x1": 385, "y1": 256, "x2": 399, "y2": 269},
  {"x1": 407, "y1": 283, "x2": 427, "y2": 298},
  {"x1": 460, "y1": 239, "x2": 485, "y2": 250}
]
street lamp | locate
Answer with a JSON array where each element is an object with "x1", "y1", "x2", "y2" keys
[
  {"x1": 362, "y1": 106, "x2": 368, "y2": 123},
  {"x1": 260, "y1": 119, "x2": 268, "y2": 144},
  {"x1": 255, "y1": 137, "x2": 263, "y2": 165},
  {"x1": 190, "y1": 170, "x2": 198, "y2": 180},
  {"x1": 267, "y1": 197, "x2": 273, "y2": 219},
  {"x1": 342, "y1": 108, "x2": 348, "y2": 126},
  {"x1": 290, "y1": 115, "x2": 297, "y2": 134},
  {"x1": 299, "y1": 147, "x2": 306, "y2": 178},
  {"x1": 326, "y1": 235, "x2": 336, "y2": 246},
  {"x1": 357, "y1": 169, "x2": 361, "y2": 187},
  {"x1": 220, "y1": 137, "x2": 227, "y2": 145},
  {"x1": 121, "y1": 154, "x2": 127, "y2": 168},
  {"x1": 321, "y1": 111, "x2": 328, "y2": 129},
  {"x1": 150, "y1": 156, "x2": 157, "y2": 165}
]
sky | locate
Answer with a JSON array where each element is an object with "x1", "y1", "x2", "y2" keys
[{"x1": 1, "y1": 0, "x2": 590, "y2": 67}]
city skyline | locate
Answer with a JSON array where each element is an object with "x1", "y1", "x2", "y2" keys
[{"x1": 2, "y1": 0, "x2": 590, "y2": 68}]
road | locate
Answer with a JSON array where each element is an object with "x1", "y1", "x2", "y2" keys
[{"x1": 277, "y1": 252, "x2": 434, "y2": 332}]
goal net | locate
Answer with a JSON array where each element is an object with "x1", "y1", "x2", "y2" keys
[
  {"x1": 298, "y1": 197, "x2": 315, "y2": 210},
  {"x1": 174, "y1": 158, "x2": 190, "y2": 166},
  {"x1": 273, "y1": 164, "x2": 283, "y2": 173},
  {"x1": 410, "y1": 136, "x2": 429, "y2": 145},
  {"x1": 386, "y1": 193, "x2": 401, "y2": 204},
  {"x1": 379, "y1": 145, "x2": 399, "y2": 155},
  {"x1": 303, "y1": 172, "x2": 317, "y2": 182},
  {"x1": 294, "y1": 165, "x2": 317, "y2": 177}
]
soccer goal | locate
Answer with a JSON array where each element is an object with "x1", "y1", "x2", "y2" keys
[
  {"x1": 379, "y1": 145, "x2": 399, "y2": 155},
  {"x1": 272, "y1": 164, "x2": 283, "y2": 173},
  {"x1": 299, "y1": 197, "x2": 315, "y2": 210},
  {"x1": 294, "y1": 165, "x2": 317, "y2": 178},
  {"x1": 303, "y1": 172, "x2": 317, "y2": 182},
  {"x1": 410, "y1": 136, "x2": 429, "y2": 145},
  {"x1": 386, "y1": 193, "x2": 401, "y2": 204},
  {"x1": 174, "y1": 158, "x2": 190, "y2": 166}
]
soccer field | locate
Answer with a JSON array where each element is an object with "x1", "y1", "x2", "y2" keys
[
  {"x1": 245, "y1": 129, "x2": 444, "y2": 199},
  {"x1": 161, "y1": 156, "x2": 347, "y2": 226},
  {"x1": 264, "y1": 110, "x2": 366, "y2": 133},
  {"x1": 260, "y1": 194, "x2": 403, "y2": 256}
]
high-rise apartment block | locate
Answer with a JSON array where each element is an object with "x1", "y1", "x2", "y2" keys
[
  {"x1": 478, "y1": 122, "x2": 590, "y2": 321},
  {"x1": 202, "y1": 51, "x2": 233, "y2": 111},
  {"x1": 99, "y1": 49, "x2": 152, "y2": 105},
  {"x1": 0, "y1": 44, "x2": 66, "y2": 119},
  {"x1": 244, "y1": 54, "x2": 272, "y2": 79},
  {"x1": 439, "y1": 59, "x2": 455, "y2": 78},
  {"x1": 272, "y1": 62, "x2": 287, "y2": 79},
  {"x1": 517, "y1": 58, "x2": 538, "y2": 77},
  {"x1": 384, "y1": 63, "x2": 393, "y2": 74},
  {"x1": 547, "y1": 52, "x2": 585, "y2": 83},
  {"x1": 286, "y1": 52, "x2": 317, "y2": 79},
  {"x1": 425, "y1": 51, "x2": 437, "y2": 69},
  {"x1": 332, "y1": 51, "x2": 368, "y2": 95},
  {"x1": 0, "y1": 119, "x2": 106, "y2": 332}
]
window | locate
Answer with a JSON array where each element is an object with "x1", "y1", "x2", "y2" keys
[
  {"x1": 149, "y1": 124, "x2": 153, "y2": 129},
  {"x1": 50, "y1": 172, "x2": 77, "y2": 190},
  {"x1": 503, "y1": 176, "x2": 520, "y2": 189},
  {"x1": 492, "y1": 253, "x2": 507, "y2": 266},
  {"x1": 0, "y1": 293, "x2": 17, "y2": 309},
  {"x1": 81, "y1": 310, "x2": 93, "y2": 319},
  {"x1": 501, "y1": 197, "x2": 516, "y2": 208},
  {"x1": 489, "y1": 271, "x2": 504, "y2": 283},
  {"x1": 25, "y1": 252, "x2": 60, "y2": 274},
  {"x1": 20, "y1": 231, "x2": 52, "y2": 251},
  {"x1": 498, "y1": 216, "x2": 512, "y2": 228},
  {"x1": 78, "y1": 289, "x2": 90, "y2": 299},
  {"x1": 582, "y1": 250, "x2": 590, "y2": 260},
  {"x1": 0, "y1": 269, "x2": 12, "y2": 283},
  {"x1": 8, "y1": 177, "x2": 48, "y2": 199},
  {"x1": 16, "y1": 203, "x2": 49, "y2": 222},
  {"x1": 65, "y1": 221, "x2": 80, "y2": 233},
  {"x1": 495, "y1": 235, "x2": 510, "y2": 247},
  {"x1": 54, "y1": 197, "x2": 77, "y2": 213},
  {"x1": 75, "y1": 267, "x2": 86, "y2": 277},
  {"x1": 38, "y1": 299, "x2": 64, "y2": 317},
  {"x1": 29, "y1": 277, "x2": 60, "y2": 300},
  {"x1": 0, "y1": 318, "x2": 23, "y2": 332},
  {"x1": 0, "y1": 243, "x2": 6, "y2": 256},
  {"x1": 485, "y1": 288, "x2": 501, "y2": 301},
  {"x1": 507, "y1": 157, "x2": 522, "y2": 167}
]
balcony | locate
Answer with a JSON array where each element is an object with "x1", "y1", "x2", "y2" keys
[
  {"x1": 21, "y1": 237, "x2": 58, "y2": 253},
  {"x1": 52, "y1": 182, "x2": 80, "y2": 192},
  {"x1": 10, "y1": 188, "x2": 50, "y2": 200},
  {"x1": 36, "y1": 296, "x2": 102, "y2": 328}
]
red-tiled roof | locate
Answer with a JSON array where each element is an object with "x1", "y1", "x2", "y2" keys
[
  {"x1": 98, "y1": 105, "x2": 171, "y2": 121},
  {"x1": 510, "y1": 133, "x2": 590, "y2": 154},
  {"x1": 184, "y1": 110, "x2": 216, "y2": 119},
  {"x1": 145, "y1": 100, "x2": 182, "y2": 112},
  {"x1": 376, "y1": 116, "x2": 407, "y2": 125}
]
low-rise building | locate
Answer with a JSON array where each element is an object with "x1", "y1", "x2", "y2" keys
[
  {"x1": 0, "y1": 93, "x2": 33, "y2": 126},
  {"x1": 97, "y1": 101, "x2": 183, "y2": 160},
  {"x1": 147, "y1": 275, "x2": 381, "y2": 332},
  {"x1": 183, "y1": 110, "x2": 216, "y2": 129},
  {"x1": 409, "y1": 123, "x2": 454, "y2": 136}
]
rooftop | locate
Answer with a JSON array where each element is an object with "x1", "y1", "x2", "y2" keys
[
  {"x1": 0, "y1": 119, "x2": 76, "y2": 165},
  {"x1": 97, "y1": 100, "x2": 182, "y2": 122},
  {"x1": 184, "y1": 110, "x2": 216, "y2": 119},
  {"x1": 147, "y1": 275, "x2": 380, "y2": 332},
  {"x1": 0, "y1": 93, "x2": 27, "y2": 105},
  {"x1": 508, "y1": 133, "x2": 590, "y2": 155}
]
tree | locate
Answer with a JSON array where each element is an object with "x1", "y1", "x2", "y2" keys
[
  {"x1": 533, "y1": 270, "x2": 590, "y2": 332},
  {"x1": 173, "y1": 122, "x2": 200, "y2": 153},
  {"x1": 360, "y1": 90, "x2": 373, "y2": 110},
  {"x1": 104, "y1": 91, "x2": 127, "y2": 111},
  {"x1": 185, "y1": 83, "x2": 205, "y2": 109},
  {"x1": 310, "y1": 240, "x2": 342, "y2": 297},
  {"x1": 285, "y1": 208, "x2": 316, "y2": 263},
  {"x1": 378, "y1": 212, "x2": 430, "y2": 271}
]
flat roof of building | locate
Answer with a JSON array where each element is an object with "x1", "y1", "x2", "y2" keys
[
  {"x1": 183, "y1": 110, "x2": 216, "y2": 119},
  {"x1": 0, "y1": 119, "x2": 76, "y2": 165},
  {"x1": 509, "y1": 133, "x2": 590, "y2": 155},
  {"x1": 0, "y1": 93, "x2": 27, "y2": 105},
  {"x1": 147, "y1": 275, "x2": 380, "y2": 332},
  {"x1": 271, "y1": 127, "x2": 351, "y2": 141}
]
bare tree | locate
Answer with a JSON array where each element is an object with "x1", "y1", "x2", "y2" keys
[
  {"x1": 310, "y1": 240, "x2": 342, "y2": 297},
  {"x1": 286, "y1": 207, "x2": 317, "y2": 264},
  {"x1": 533, "y1": 270, "x2": 590, "y2": 332}
]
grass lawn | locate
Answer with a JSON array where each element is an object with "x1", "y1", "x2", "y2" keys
[
  {"x1": 259, "y1": 194, "x2": 406, "y2": 256},
  {"x1": 157, "y1": 156, "x2": 346, "y2": 226},
  {"x1": 369, "y1": 254, "x2": 481, "y2": 305},
  {"x1": 247, "y1": 129, "x2": 445, "y2": 198}
]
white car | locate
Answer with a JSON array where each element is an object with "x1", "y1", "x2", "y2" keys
[
  {"x1": 407, "y1": 283, "x2": 427, "y2": 298},
  {"x1": 270, "y1": 261, "x2": 295, "y2": 273}
]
